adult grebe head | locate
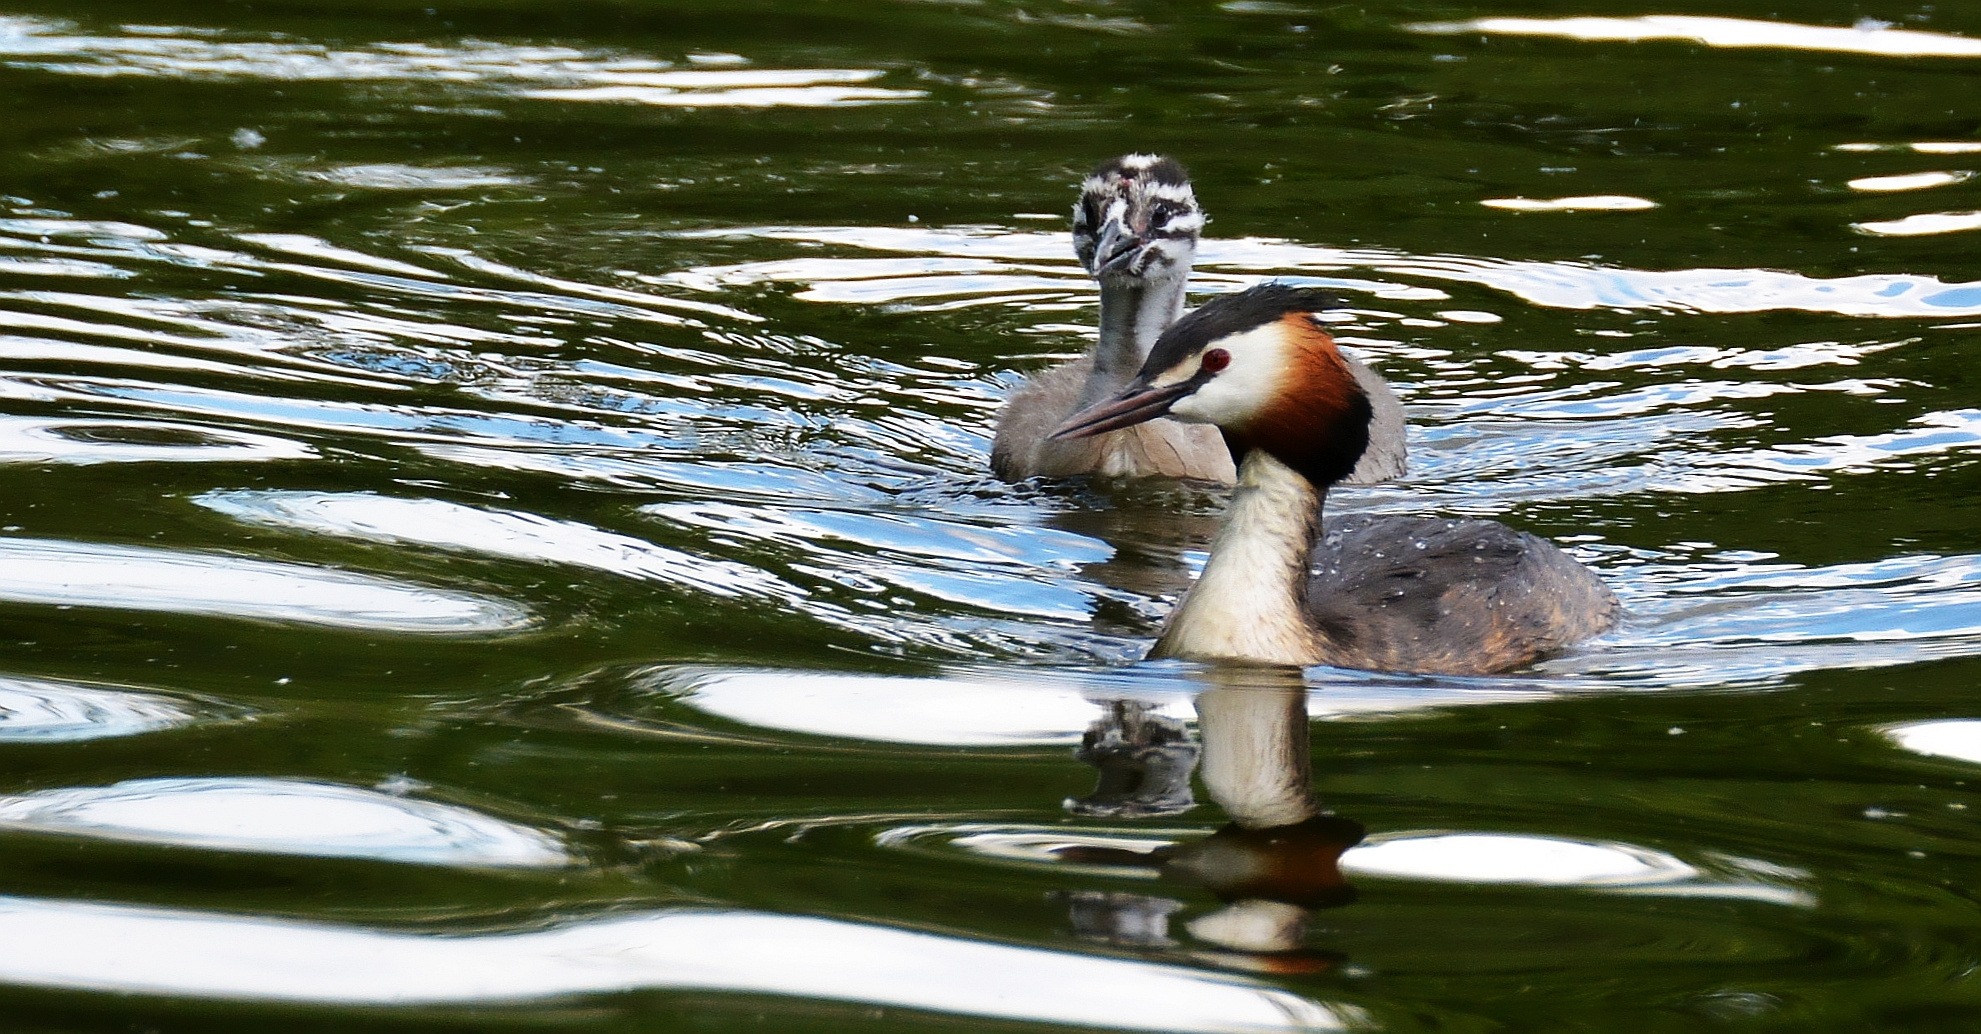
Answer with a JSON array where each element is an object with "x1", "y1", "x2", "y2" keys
[
  {"x1": 1072, "y1": 154, "x2": 1204, "y2": 285},
  {"x1": 1052, "y1": 284, "x2": 1375, "y2": 487}
]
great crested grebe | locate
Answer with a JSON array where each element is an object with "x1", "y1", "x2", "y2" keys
[
  {"x1": 991, "y1": 155, "x2": 1405, "y2": 485},
  {"x1": 1053, "y1": 284, "x2": 1617, "y2": 675}
]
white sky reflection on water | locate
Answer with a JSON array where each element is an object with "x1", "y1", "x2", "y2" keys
[
  {"x1": 232, "y1": 233, "x2": 448, "y2": 279},
  {"x1": 0, "y1": 897, "x2": 1354, "y2": 1031},
  {"x1": 1884, "y1": 720, "x2": 1981, "y2": 764},
  {"x1": 897, "y1": 824, "x2": 1809, "y2": 905},
  {"x1": 1846, "y1": 171, "x2": 1974, "y2": 193},
  {"x1": 1666, "y1": 409, "x2": 1981, "y2": 487},
  {"x1": 1854, "y1": 211, "x2": 1981, "y2": 237},
  {"x1": 0, "y1": 17, "x2": 922, "y2": 107},
  {"x1": 0, "y1": 778, "x2": 569, "y2": 867},
  {"x1": 198, "y1": 490, "x2": 802, "y2": 601},
  {"x1": 1408, "y1": 15, "x2": 1981, "y2": 58},
  {"x1": 1838, "y1": 142, "x2": 1981, "y2": 155},
  {"x1": 1341, "y1": 833, "x2": 1812, "y2": 905},
  {"x1": 678, "y1": 224, "x2": 1981, "y2": 318},
  {"x1": 0, "y1": 677, "x2": 207, "y2": 742},
  {"x1": 645, "y1": 666, "x2": 1557, "y2": 746},
  {"x1": 649, "y1": 668, "x2": 1168, "y2": 746},
  {"x1": 1479, "y1": 195, "x2": 1659, "y2": 212},
  {"x1": 1343, "y1": 833, "x2": 1697, "y2": 885},
  {"x1": 0, "y1": 537, "x2": 529, "y2": 633},
  {"x1": 0, "y1": 415, "x2": 313, "y2": 465},
  {"x1": 292, "y1": 164, "x2": 530, "y2": 190}
]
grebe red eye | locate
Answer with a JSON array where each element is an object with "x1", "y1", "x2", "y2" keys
[{"x1": 1200, "y1": 348, "x2": 1230, "y2": 374}]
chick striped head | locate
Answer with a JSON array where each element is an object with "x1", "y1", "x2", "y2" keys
[{"x1": 1071, "y1": 154, "x2": 1205, "y2": 282}]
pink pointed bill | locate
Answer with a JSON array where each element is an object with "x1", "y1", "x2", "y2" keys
[{"x1": 1049, "y1": 380, "x2": 1194, "y2": 441}]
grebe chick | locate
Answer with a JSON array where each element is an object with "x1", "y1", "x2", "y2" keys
[
  {"x1": 993, "y1": 154, "x2": 1232, "y2": 481},
  {"x1": 993, "y1": 155, "x2": 1405, "y2": 485},
  {"x1": 1052, "y1": 285, "x2": 1616, "y2": 675}
]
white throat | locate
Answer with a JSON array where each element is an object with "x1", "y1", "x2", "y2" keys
[{"x1": 1152, "y1": 449, "x2": 1322, "y2": 666}]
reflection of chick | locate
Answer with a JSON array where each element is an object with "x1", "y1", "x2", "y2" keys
[
  {"x1": 1058, "y1": 891, "x2": 1183, "y2": 948},
  {"x1": 1065, "y1": 699, "x2": 1198, "y2": 818}
]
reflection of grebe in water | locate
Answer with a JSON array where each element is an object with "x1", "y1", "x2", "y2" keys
[{"x1": 1062, "y1": 670, "x2": 1361, "y2": 968}]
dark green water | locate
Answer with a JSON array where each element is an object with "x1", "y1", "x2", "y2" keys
[{"x1": 1, "y1": 1, "x2": 1979, "y2": 1030}]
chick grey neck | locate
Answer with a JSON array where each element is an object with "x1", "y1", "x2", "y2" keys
[
  {"x1": 1079, "y1": 265, "x2": 1191, "y2": 409},
  {"x1": 1151, "y1": 448, "x2": 1327, "y2": 667}
]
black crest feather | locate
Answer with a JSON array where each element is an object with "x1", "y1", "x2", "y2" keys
[{"x1": 1141, "y1": 284, "x2": 1344, "y2": 376}]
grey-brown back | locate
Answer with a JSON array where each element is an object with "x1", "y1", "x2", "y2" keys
[
  {"x1": 1304, "y1": 513, "x2": 1618, "y2": 674},
  {"x1": 990, "y1": 358, "x2": 1236, "y2": 482}
]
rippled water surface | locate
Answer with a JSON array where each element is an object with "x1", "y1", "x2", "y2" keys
[{"x1": 3, "y1": 1, "x2": 1981, "y2": 1030}]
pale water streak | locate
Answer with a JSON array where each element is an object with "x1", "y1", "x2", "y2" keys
[
  {"x1": 0, "y1": 17, "x2": 924, "y2": 107},
  {"x1": 0, "y1": 538, "x2": 529, "y2": 633},
  {"x1": 0, "y1": 896, "x2": 1354, "y2": 1031},
  {"x1": 1838, "y1": 142, "x2": 1981, "y2": 154},
  {"x1": 642, "y1": 499, "x2": 1112, "y2": 619},
  {"x1": 0, "y1": 415, "x2": 311, "y2": 465},
  {"x1": 0, "y1": 778, "x2": 569, "y2": 868},
  {"x1": 1344, "y1": 833, "x2": 1699, "y2": 886},
  {"x1": 1408, "y1": 15, "x2": 1981, "y2": 58},
  {"x1": 1479, "y1": 195, "x2": 1659, "y2": 212},
  {"x1": 679, "y1": 224, "x2": 1981, "y2": 317},
  {"x1": 0, "y1": 676, "x2": 214, "y2": 743},
  {"x1": 642, "y1": 666, "x2": 1552, "y2": 746},
  {"x1": 1847, "y1": 171, "x2": 1974, "y2": 193},
  {"x1": 1885, "y1": 720, "x2": 1981, "y2": 764},
  {"x1": 1854, "y1": 211, "x2": 1981, "y2": 237},
  {"x1": 881, "y1": 824, "x2": 1808, "y2": 905},
  {"x1": 198, "y1": 490, "x2": 803, "y2": 601}
]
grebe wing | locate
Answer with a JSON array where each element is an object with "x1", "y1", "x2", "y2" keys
[
  {"x1": 991, "y1": 359, "x2": 1094, "y2": 480},
  {"x1": 1304, "y1": 514, "x2": 1617, "y2": 674}
]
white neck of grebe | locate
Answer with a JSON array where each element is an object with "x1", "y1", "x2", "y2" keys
[
  {"x1": 1152, "y1": 449, "x2": 1324, "y2": 666},
  {"x1": 1080, "y1": 266, "x2": 1190, "y2": 409},
  {"x1": 1193, "y1": 680, "x2": 1318, "y2": 829}
]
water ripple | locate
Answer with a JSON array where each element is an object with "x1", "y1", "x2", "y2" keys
[
  {"x1": 881, "y1": 824, "x2": 1808, "y2": 905},
  {"x1": 0, "y1": 778, "x2": 568, "y2": 868},
  {"x1": 0, "y1": 896, "x2": 1353, "y2": 1030},
  {"x1": 0, "y1": 415, "x2": 311, "y2": 465},
  {"x1": 0, "y1": 538, "x2": 529, "y2": 634},
  {"x1": 0, "y1": 17, "x2": 924, "y2": 107},
  {"x1": 634, "y1": 666, "x2": 1554, "y2": 747},
  {"x1": 1409, "y1": 15, "x2": 1981, "y2": 59},
  {"x1": 0, "y1": 676, "x2": 222, "y2": 743},
  {"x1": 1885, "y1": 720, "x2": 1981, "y2": 765},
  {"x1": 687, "y1": 224, "x2": 1981, "y2": 318},
  {"x1": 198, "y1": 490, "x2": 802, "y2": 601}
]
